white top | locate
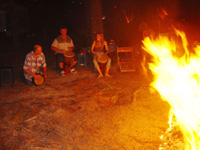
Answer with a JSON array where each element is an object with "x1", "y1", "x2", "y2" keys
[{"x1": 51, "y1": 35, "x2": 74, "y2": 53}]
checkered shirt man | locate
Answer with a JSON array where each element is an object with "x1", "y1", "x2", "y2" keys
[{"x1": 23, "y1": 51, "x2": 46, "y2": 81}]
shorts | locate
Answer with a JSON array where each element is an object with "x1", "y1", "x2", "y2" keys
[{"x1": 56, "y1": 53, "x2": 65, "y2": 64}]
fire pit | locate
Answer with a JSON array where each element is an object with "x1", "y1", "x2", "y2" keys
[{"x1": 142, "y1": 27, "x2": 200, "y2": 149}]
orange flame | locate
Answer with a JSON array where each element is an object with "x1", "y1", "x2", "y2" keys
[
  {"x1": 142, "y1": 28, "x2": 200, "y2": 149},
  {"x1": 123, "y1": 11, "x2": 133, "y2": 24},
  {"x1": 157, "y1": 7, "x2": 168, "y2": 20}
]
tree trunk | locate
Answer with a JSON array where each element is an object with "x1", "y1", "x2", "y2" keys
[
  {"x1": 89, "y1": 0, "x2": 104, "y2": 40},
  {"x1": 8, "y1": 0, "x2": 21, "y2": 49}
]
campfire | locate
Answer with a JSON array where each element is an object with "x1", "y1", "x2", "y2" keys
[{"x1": 142, "y1": 27, "x2": 200, "y2": 149}]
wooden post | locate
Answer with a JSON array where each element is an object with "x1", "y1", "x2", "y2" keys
[
  {"x1": 8, "y1": 0, "x2": 21, "y2": 49},
  {"x1": 89, "y1": 0, "x2": 104, "y2": 41}
]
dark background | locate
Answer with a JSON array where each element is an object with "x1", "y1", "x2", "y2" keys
[{"x1": 1, "y1": 0, "x2": 200, "y2": 52}]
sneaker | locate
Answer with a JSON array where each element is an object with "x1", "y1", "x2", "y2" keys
[
  {"x1": 60, "y1": 70, "x2": 65, "y2": 76},
  {"x1": 70, "y1": 68, "x2": 77, "y2": 73}
]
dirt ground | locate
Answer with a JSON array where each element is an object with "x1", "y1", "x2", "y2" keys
[{"x1": 0, "y1": 49, "x2": 170, "y2": 150}]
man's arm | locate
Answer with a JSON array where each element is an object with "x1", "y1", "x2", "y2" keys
[
  {"x1": 41, "y1": 54, "x2": 47, "y2": 78},
  {"x1": 68, "y1": 47, "x2": 74, "y2": 51},
  {"x1": 51, "y1": 39, "x2": 66, "y2": 53},
  {"x1": 68, "y1": 39, "x2": 74, "y2": 51},
  {"x1": 24, "y1": 69, "x2": 39, "y2": 79},
  {"x1": 23, "y1": 55, "x2": 38, "y2": 79},
  {"x1": 51, "y1": 46, "x2": 66, "y2": 53},
  {"x1": 43, "y1": 66, "x2": 47, "y2": 78}
]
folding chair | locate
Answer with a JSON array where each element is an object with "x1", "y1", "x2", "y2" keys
[{"x1": 117, "y1": 47, "x2": 135, "y2": 72}]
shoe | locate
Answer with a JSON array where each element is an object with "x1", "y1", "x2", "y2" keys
[
  {"x1": 70, "y1": 68, "x2": 77, "y2": 73},
  {"x1": 60, "y1": 70, "x2": 65, "y2": 76}
]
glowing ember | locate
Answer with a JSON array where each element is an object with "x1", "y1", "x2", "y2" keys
[
  {"x1": 142, "y1": 28, "x2": 200, "y2": 149},
  {"x1": 123, "y1": 11, "x2": 133, "y2": 24}
]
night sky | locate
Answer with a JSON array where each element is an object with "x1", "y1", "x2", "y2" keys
[{"x1": 1, "y1": 0, "x2": 200, "y2": 49}]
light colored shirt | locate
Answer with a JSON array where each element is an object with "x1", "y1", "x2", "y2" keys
[
  {"x1": 23, "y1": 51, "x2": 46, "y2": 81},
  {"x1": 51, "y1": 35, "x2": 74, "y2": 54}
]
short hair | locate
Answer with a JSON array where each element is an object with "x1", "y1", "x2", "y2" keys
[{"x1": 33, "y1": 45, "x2": 41, "y2": 52}]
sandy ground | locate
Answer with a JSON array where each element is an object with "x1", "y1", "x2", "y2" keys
[{"x1": 0, "y1": 49, "x2": 170, "y2": 150}]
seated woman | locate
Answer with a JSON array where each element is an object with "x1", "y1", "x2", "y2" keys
[{"x1": 91, "y1": 33, "x2": 111, "y2": 78}]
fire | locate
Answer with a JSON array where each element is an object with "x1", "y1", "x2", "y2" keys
[
  {"x1": 123, "y1": 11, "x2": 133, "y2": 24},
  {"x1": 157, "y1": 7, "x2": 168, "y2": 20},
  {"x1": 142, "y1": 28, "x2": 200, "y2": 149}
]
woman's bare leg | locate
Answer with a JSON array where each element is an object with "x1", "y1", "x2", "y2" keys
[
  {"x1": 105, "y1": 67, "x2": 112, "y2": 77},
  {"x1": 96, "y1": 67, "x2": 103, "y2": 78}
]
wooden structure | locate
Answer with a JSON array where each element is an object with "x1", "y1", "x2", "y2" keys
[
  {"x1": 117, "y1": 47, "x2": 135, "y2": 72},
  {"x1": 89, "y1": 0, "x2": 104, "y2": 40}
]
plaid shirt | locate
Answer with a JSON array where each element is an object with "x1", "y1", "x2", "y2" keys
[{"x1": 23, "y1": 51, "x2": 46, "y2": 81}]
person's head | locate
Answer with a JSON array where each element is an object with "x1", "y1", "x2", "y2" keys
[
  {"x1": 110, "y1": 39, "x2": 115, "y2": 43},
  {"x1": 60, "y1": 26, "x2": 67, "y2": 36},
  {"x1": 96, "y1": 33, "x2": 104, "y2": 41},
  {"x1": 33, "y1": 45, "x2": 42, "y2": 55}
]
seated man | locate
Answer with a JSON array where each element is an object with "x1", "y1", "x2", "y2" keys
[
  {"x1": 23, "y1": 45, "x2": 47, "y2": 86},
  {"x1": 51, "y1": 26, "x2": 77, "y2": 76}
]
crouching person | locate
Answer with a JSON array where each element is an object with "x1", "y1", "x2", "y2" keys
[{"x1": 23, "y1": 45, "x2": 47, "y2": 86}]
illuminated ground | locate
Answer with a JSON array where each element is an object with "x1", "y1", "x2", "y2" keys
[{"x1": 0, "y1": 52, "x2": 170, "y2": 149}]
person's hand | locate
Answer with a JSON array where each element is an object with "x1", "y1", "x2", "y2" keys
[
  {"x1": 68, "y1": 47, "x2": 73, "y2": 51},
  {"x1": 61, "y1": 50, "x2": 66, "y2": 54},
  {"x1": 97, "y1": 53, "x2": 102, "y2": 57},
  {"x1": 33, "y1": 74, "x2": 41, "y2": 80}
]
